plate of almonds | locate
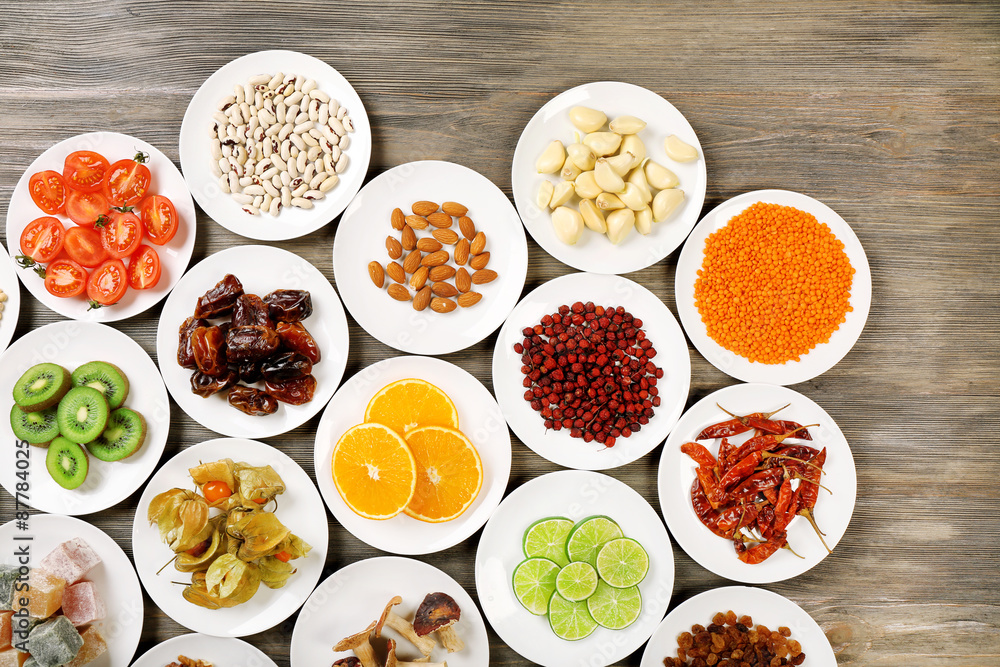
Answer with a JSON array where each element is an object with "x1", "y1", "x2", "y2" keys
[{"x1": 333, "y1": 160, "x2": 528, "y2": 355}]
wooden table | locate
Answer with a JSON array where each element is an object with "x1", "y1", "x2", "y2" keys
[{"x1": 1, "y1": 1, "x2": 998, "y2": 664}]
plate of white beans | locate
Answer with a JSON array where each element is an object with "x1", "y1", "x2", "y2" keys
[{"x1": 179, "y1": 49, "x2": 372, "y2": 241}]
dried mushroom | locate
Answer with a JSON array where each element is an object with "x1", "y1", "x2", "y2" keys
[{"x1": 413, "y1": 592, "x2": 464, "y2": 653}]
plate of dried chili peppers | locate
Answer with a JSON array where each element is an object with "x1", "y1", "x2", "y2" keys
[{"x1": 657, "y1": 383, "x2": 857, "y2": 583}]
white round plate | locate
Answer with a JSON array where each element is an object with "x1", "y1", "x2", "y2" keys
[
  {"x1": 492, "y1": 272, "x2": 691, "y2": 470},
  {"x1": 657, "y1": 383, "x2": 857, "y2": 583},
  {"x1": 640, "y1": 586, "x2": 836, "y2": 667},
  {"x1": 675, "y1": 189, "x2": 872, "y2": 385},
  {"x1": 511, "y1": 81, "x2": 707, "y2": 274},
  {"x1": 5, "y1": 131, "x2": 197, "y2": 322},
  {"x1": 179, "y1": 50, "x2": 372, "y2": 241},
  {"x1": 131, "y1": 438, "x2": 328, "y2": 637},
  {"x1": 0, "y1": 241, "x2": 22, "y2": 353},
  {"x1": 333, "y1": 160, "x2": 529, "y2": 355},
  {"x1": 130, "y1": 633, "x2": 277, "y2": 667},
  {"x1": 0, "y1": 513, "x2": 143, "y2": 667},
  {"x1": 0, "y1": 321, "x2": 170, "y2": 515},
  {"x1": 291, "y1": 556, "x2": 490, "y2": 667},
  {"x1": 475, "y1": 470, "x2": 674, "y2": 667},
  {"x1": 314, "y1": 355, "x2": 512, "y2": 554},
  {"x1": 155, "y1": 244, "x2": 349, "y2": 438}
]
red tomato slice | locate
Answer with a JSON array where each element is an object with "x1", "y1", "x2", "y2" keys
[
  {"x1": 103, "y1": 152, "x2": 151, "y2": 206},
  {"x1": 29, "y1": 170, "x2": 67, "y2": 215},
  {"x1": 127, "y1": 245, "x2": 161, "y2": 290},
  {"x1": 63, "y1": 226, "x2": 109, "y2": 268},
  {"x1": 65, "y1": 189, "x2": 111, "y2": 227},
  {"x1": 139, "y1": 195, "x2": 179, "y2": 245},
  {"x1": 86, "y1": 259, "x2": 128, "y2": 306},
  {"x1": 19, "y1": 216, "x2": 66, "y2": 263},
  {"x1": 44, "y1": 259, "x2": 88, "y2": 298},
  {"x1": 63, "y1": 151, "x2": 110, "y2": 193},
  {"x1": 99, "y1": 209, "x2": 142, "y2": 259}
]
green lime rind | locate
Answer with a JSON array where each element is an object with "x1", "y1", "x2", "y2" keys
[
  {"x1": 548, "y1": 591, "x2": 598, "y2": 641},
  {"x1": 596, "y1": 537, "x2": 649, "y2": 588},
  {"x1": 523, "y1": 516, "x2": 574, "y2": 567},
  {"x1": 587, "y1": 579, "x2": 642, "y2": 630},
  {"x1": 566, "y1": 515, "x2": 623, "y2": 568},
  {"x1": 555, "y1": 560, "x2": 599, "y2": 602},
  {"x1": 512, "y1": 557, "x2": 560, "y2": 616}
]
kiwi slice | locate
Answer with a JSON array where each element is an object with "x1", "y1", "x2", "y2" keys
[
  {"x1": 12, "y1": 363, "x2": 71, "y2": 412},
  {"x1": 46, "y1": 436, "x2": 89, "y2": 490},
  {"x1": 71, "y1": 361, "x2": 130, "y2": 410},
  {"x1": 87, "y1": 407, "x2": 146, "y2": 462},
  {"x1": 56, "y1": 387, "x2": 109, "y2": 444},
  {"x1": 10, "y1": 404, "x2": 60, "y2": 446}
]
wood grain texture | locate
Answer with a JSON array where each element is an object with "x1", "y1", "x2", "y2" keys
[{"x1": 1, "y1": 0, "x2": 998, "y2": 665}]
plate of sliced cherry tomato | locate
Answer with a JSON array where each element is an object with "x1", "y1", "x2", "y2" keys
[{"x1": 5, "y1": 132, "x2": 196, "y2": 322}]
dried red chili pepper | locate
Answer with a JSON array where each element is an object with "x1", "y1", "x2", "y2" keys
[{"x1": 696, "y1": 403, "x2": 789, "y2": 440}]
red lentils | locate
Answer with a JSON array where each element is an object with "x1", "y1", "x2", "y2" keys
[{"x1": 663, "y1": 610, "x2": 806, "y2": 666}]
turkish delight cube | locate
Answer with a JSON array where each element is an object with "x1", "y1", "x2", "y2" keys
[
  {"x1": 12, "y1": 571, "x2": 64, "y2": 620},
  {"x1": 38, "y1": 540, "x2": 100, "y2": 586},
  {"x1": 64, "y1": 626, "x2": 106, "y2": 667},
  {"x1": 60, "y1": 583, "x2": 104, "y2": 627},
  {"x1": 0, "y1": 566, "x2": 19, "y2": 611},
  {"x1": 0, "y1": 650, "x2": 29, "y2": 667},
  {"x1": 26, "y1": 617, "x2": 82, "y2": 667}
]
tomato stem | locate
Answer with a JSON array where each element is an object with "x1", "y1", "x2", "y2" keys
[
  {"x1": 95, "y1": 214, "x2": 110, "y2": 228},
  {"x1": 87, "y1": 299, "x2": 105, "y2": 311},
  {"x1": 15, "y1": 254, "x2": 46, "y2": 278},
  {"x1": 133, "y1": 150, "x2": 150, "y2": 164},
  {"x1": 111, "y1": 205, "x2": 134, "y2": 214}
]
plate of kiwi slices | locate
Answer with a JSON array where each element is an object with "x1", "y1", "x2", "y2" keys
[{"x1": 0, "y1": 320, "x2": 170, "y2": 515}]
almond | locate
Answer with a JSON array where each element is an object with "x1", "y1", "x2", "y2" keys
[
  {"x1": 432, "y1": 229, "x2": 459, "y2": 245},
  {"x1": 368, "y1": 261, "x2": 385, "y2": 288},
  {"x1": 391, "y1": 207, "x2": 406, "y2": 230},
  {"x1": 416, "y1": 238, "x2": 443, "y2": 253},
  {"x1": 421, "y1": 250, "x2": 449, "y2": 267},
  {"x1": 405, "y1": 215, "x2": 429, "y2": 230},
  {"x1": 387, "y1": 284, "x2": 410, "y2": 301},
  {"x1": 386, "y1": 261, "x2": 406, "y2": 283},
  {"x1": 401, "y1": 225, "x2": 416, "y2": 250},
  {"x1": 386, "y1": 236, "x2": 403, "y2": 260},
  {"x1": 470, "y1": 231, "x2": 487, "y2": 255},
  {"x1": 412, "y1": 286, "x2": 432, "y2": 311},
  {"x1": 431, "y1": 297, "x2": 457, "y2": 313},
  {"x1": 412, "y1": 201, "x2": 439, "y2": 216},
  {"x1": 457, "y1": 291, "x2": 482, "y2": 308},
  {"x1": 471, "y1": 269, "x2": 497, "y2": 285},
  {"x1": 427, "y1": 212, "x2": 453, "y2": 229},
  {"x1": 454, "y1": 239, "x2": 470, "y2": 266},
  {"x1": 403, "y1": 249, "x2": 422, "y2": 273},
  {"x1": 455, "y1": 267, "x2": 472, "y2": 293},
  {"x1": 458, "y1": 216, "x2": 476, "y2": 240},
  {"x1": 443, "y1": 201, "x2": 469, "y2": 217},
  {"x1": 409, "y1": 266, "x2": 429, "y2": 290},
  {"x1": 432, "y1": 281, "x2": 459, "y2": 298},
  {"x1": 470, "y1": 252, "x2": 490, "y2": 270},
  {"x1": 429, "y1": 265, "x2": 456, "y2": 281}
]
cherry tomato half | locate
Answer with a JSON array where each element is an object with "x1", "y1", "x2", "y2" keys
[
  {"x1": 63, "y1": 151, "x2": 111, "y2": 193},
  {"x1": 63, "y1": 226, "x2": 109, "y2": 268},
  {"x1": 20, "y1": 216, "x2": 66, "y2": 263},
  {"x1": 202, "y1": 481, "x2": 233, "y2": 504},
  {"x1": 86, "y1": 259, "x2": 128, "y2": 306},
  {"x1": 139, "y1": 194, "x2": 179, "y2": 245},
  {"x1": 99, "y1": 209, "x2": 142, "y2": 259},
  {"x1": 127, "y1": 245, "x2": 161, "y2": 290},
  {"x1": 29, "y1": 170, "x2": 67, "y2": 215},
  {"x1": 44, "y1": 258, "x2": 88, "y2": 298},
  {"x1": 65, "y1": 189, "x2": 110, "y2": 227},
  {"x1": 103, "y1": 152, "x2": 151, "y2": 206}
]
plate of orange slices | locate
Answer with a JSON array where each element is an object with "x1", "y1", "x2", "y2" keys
[{"x1": 313, "y1": 355, "x2": 512, "y2": 554}]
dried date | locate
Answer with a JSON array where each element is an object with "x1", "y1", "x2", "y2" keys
[
  {"x1": 190, "y1": 369, "x2": 239, "y2": 398},
  {"x1": 191, "y1": 326, "x2": 228, "y2": 377},
  {"x1": 264, "y1": 289, "x2": 313, "y2": 323},
  {"x1": 238, "y1": 360, "x2": 265, "y2": 384},
  {"x1": 226, "y1": 325, "x2": 280, "y2": 363},
  {"x1": 227, "y1": 385, "x2": 279, "y2": 416},
  {"x1": 233, "y1": 293, "x2": 273, "y2": 328},
  {"x1": 194, "y1": 274, "x2": 244, "y2": 318},
  {"x1": 261, "y1": 352, "x2": 313, "y2": 383},
  {"x1": 178, "y1": 316, "x2": 209, "y2": 369},
  {"x1": 275, "y1": 322, "x2": 321, "y2": 364},
  {"x1": 264, "y1": 375, "x2": 317, "y2": 405}
]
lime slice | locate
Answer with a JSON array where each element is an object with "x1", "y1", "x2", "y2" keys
[
  {"x1": 548, "y1": 591, "x2": 598, "y2": 641},
  {"x1": 566, "y1": 515, "x2": 623, "y2": 567},
  {"x1": 596, "y1": 537, "x2": 649, "y2": 588},
  {"x1": 555, "y1": 561, "x2": 599, "y2": 602},
  {"x1": 587, "y1": 579, "x2": 642, "y2": 630},
  {"x1": 512, "y1": 558, "x2": 560, "y2": 615},
  {"x1": 523, "y1": 516, "x2": 574, "y2": 567}
]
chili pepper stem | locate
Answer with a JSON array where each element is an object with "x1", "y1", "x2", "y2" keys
[
  {"x1": 156, "y1": 555, "x2": 179, "y2": 576},
  {"x1": 761, "y1": 451, "x2": 825, "y2": 473},
  {"x1": 781, "y1": 541, "x2": 805, "y2": 559},
  {"x1": 792, "y1": 472, "x2": 832, "y2": 495},
  {"x1": 798, "y1": 507, "x2": 832, "y2": 553}
]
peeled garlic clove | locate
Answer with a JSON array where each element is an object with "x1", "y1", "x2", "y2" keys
[
  {"x1": 569, "y1": 106, "x2": 607, "y2": 133},
  {"x1": 552, "y1": 206, "x2": 584, "y2": 245},
  {"x1": 536, "y1": 140, "x2": 566, "y2": 174},
  {"x1": 579, "y1": 199, "x2": 607, "y2": 233},
  {"x1": 594, "y1": 158, "x2": 626, "y2": 193},
  {"x1": 664, "y1": 135, "x2": 699, "y2": 162},
  {"x1": 627, "y1": 166, "x2": 653, "y2": 203},
  {"x1": 635, "y1": 206, "x2": 653, "y2": 235},
  {"x1": 621, "y1": 134, "x2": 646, "y2": 168},
  {"x1": 596, "y1": 192, "x2": 626, "y2": 211},
  {"x1": 574, "y1": 171, "x2": 602, "y2": 199},
  {"x1": 652, "y1": 188, "x2": 685, "y2": 222},
  {"x1": 619, "y1": 183, "x2": 647, "y2": 211},
  {"x1": 536, "y1": 180, "x2": 554, "y2": 208},
  {"x1": 606, "y1": 208, "x2": 635, "y2": 245},
  {"x1": 604, "y1": 152, "x2": 635, "y2": 177},
  {"x1": 549, "y1": 180, "x2": 575, "y2": 209},
  {"x1": 566, "y1": 142, "x2": 597, "y2": 171},
  {"x1": 609, "y1": 115, "x2": 646, "y2": 135},
  {"x1": 644, "y1": 159, "x2": 680, "y2": 190},
  {"x1": 561, "y1": 159, "x2": 583, "y2": 181},
  {"x1": 583, "y1": 131, "x2": 622, "y2": 157}
]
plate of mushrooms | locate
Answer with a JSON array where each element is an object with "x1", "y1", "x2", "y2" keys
[{"x1": 289, "y1": 555, "x2": 489, "y2": 667}]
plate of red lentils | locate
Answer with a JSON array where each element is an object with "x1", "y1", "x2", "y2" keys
[{"x1": 674, "y1": 190, "x2": 872, "y2": 385}]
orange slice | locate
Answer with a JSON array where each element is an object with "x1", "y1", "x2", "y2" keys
[
  {"x1": 332, "y1": 423, "x2": 416, "y2": 520},
  {"x1": 364, "y1": 378, "x2": 459, "y2": 435},
  {"x1": 403, "y1": 425, "x2": 483, "y2": 523}
]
